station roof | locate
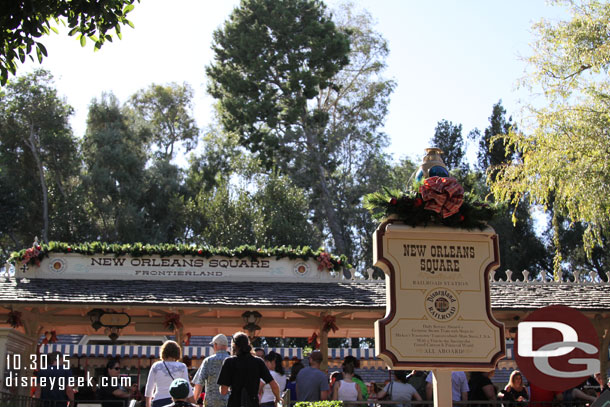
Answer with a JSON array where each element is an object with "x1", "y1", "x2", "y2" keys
[{"x1": 1, "y1": 277, "x2": 609, "y2": 312}]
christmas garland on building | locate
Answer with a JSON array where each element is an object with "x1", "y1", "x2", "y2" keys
[
  {"x1": 10, "y1": 241, "x2": 351, "y2": 271},
  {"x1": 364, "y1": 179, "x2": 498, "y2": 230}
]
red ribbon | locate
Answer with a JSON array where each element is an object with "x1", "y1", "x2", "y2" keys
[{"x1": 419, "y1": 176, "x2": 464, "y2": 218}]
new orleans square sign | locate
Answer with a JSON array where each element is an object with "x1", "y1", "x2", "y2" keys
[
  {"x1": 374, "y1": 220, "x2": 505, "y2": 368},
  {"x1": 15, "y1": 254, "x2": 332, "y2": 283}
]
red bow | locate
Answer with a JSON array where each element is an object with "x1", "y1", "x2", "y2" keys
[
  {"x1": 322, "y1": 315, "x2": 339, "y2": 333},
  {"x1": 164, "y1": 313, "x2": 183, "y2": 331},
  {"x1": 7, "y1": 310, "x2": 22, "y2": 328},
  {"x1": 317, "y1": 252, "x2": 333, "y2": 271},
  {"x1": 419, "y1": 176, "x2": 464, "y2": 218},
  {"x1": 183, "y1": 332, "x2": 191, "y2": 346},
  {"x1": 307, "y1": 332, "x2": 319, "y2": 349},
  {"x1": 42, "y1": 330, "x2": 57, "y2": 344}
]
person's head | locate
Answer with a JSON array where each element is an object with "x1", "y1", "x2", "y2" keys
[
  {"x1": 342, "y1": 355, "x2": 360, "y2": 369},
  {"x1": 255, "y1": 347, "x2": 265, "y2": 358},
  {"x1": 161, "y1": 340, "x2": 182, "y2": 361},
  {"x1": 342, "y1": 362, "x2": 355, "y2": 378},
  {"x1": 308, "y1": 351, "x2": 323, "y2": 368},
  {"x1": 264, "y1": 352, "x2": 276, "y2": 371},
  {"x1": 289, "y1": 361, "x2": 304, "y2": 382},
  {"x1": 394, "y1": 370, "x2": 408, "y2": 383},
  {"x1": 231, "y1": 332, "x2": 252, "y2": 356},
  {"x1": 210, "y1": 334, "x2": 228, "y2": 352},
  {"x1": 508, "y1": 370, "x2": 523, "y2": 388},
  {"x1": 169, "y1": 378, "x2": 190, "y2": 401},
  {"x1": 106, "y1": 359, "x2": 121, "y2": 377},
  {"x1": 330, "y1": 371, "x2": 343, "y2": 386},
  {"x1": 270, "y1": 351, "x2": 284, "y2": 375}
]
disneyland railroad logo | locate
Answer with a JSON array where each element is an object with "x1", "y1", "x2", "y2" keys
[
  {"x1": 403, "y1": 244, "x2": 475, "y2": 274},
  {"x1": 424, "y1": 288, "x2": 458, "y2": 322}
]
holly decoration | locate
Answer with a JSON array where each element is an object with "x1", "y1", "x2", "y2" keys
[{"x1": 364, "y1": 185, "x2": 497, "y2": 230}]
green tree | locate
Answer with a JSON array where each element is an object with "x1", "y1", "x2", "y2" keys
[
  {"x1": 488, "y1": 0, "x2": 610, "y2": 274},
  {"x1": 207, "y1": 0, "x2": 395, "y2": 263},
  {"x1": 0, "y1": 69, "x2": 81, "y2": 246},
  {"x1": 128, "y1": 83, "x2": 199, "y2": 160},
  {"x1": 431, "y1": 119, "x2": 465, "y2": 170},
  {"x1": 471, "y1": 101, "x2": 516, "y2": 174},
  {"x1": 81, "y1": 92, "x2": 148, "y2": 242},
  {"x1": 0, "y1": 0, "x2": 138, "y2": 85},
  {"x1": 466, "y1": 101, "x2": 551, "y2": 280}
]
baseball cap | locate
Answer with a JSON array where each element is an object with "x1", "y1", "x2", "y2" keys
[
  {"x1": 210, "y1": 334, "x2": 228, "y2": 347},
  {"x1": 169, "y1": 378, "x2": 190, "y2": 399}
]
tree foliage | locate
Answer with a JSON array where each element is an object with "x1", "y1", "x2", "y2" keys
[
  {"x1": 431, "y1": 119, "x2": 465, "y2": 170},
  {"x1": 488, "y1": 0, "x2": 610, "y2": 264},
  {"x1": 207, "y1": 0, "x2": 395, "y2": 264},
  {"x1": 0, "y1": 0, "x2": 139, "y2": 85},
  {"x1": 0, "y1": 69, "x2": 80, "y2": 248},
  {"x1": 128, "y1": 83, "x2": 199, "y2": 160}
]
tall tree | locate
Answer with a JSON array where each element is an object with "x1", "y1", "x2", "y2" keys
[
  {"x1": 470, "y1": 102, "x2": 550, "y2": 279},
  {"x1": 0, "y1": 0, "x2": 139, "y2": 84},
  {"x1": 489, "y1": 0, "x2": 610, "y2": 273},
  {"x1": 473, "y1": 101, "x2": 515, "y2": 174},
  {"x1": 81, "y1": 93, "x2": 148, "y2": 242},
  {"x1": 128, "y1": 83, "x2": 199, "y2": 160},
  {"x1": 431, "y1": 119, "x2": 465, "y2": 170},
  {"x1": 0, "y1": 69, "x2": 79, "y2": 245},
  {"x1": 207, "y1": 0, "x2": 395, "y2": 262}
]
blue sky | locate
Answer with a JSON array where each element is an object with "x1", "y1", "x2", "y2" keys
[{"x1": 19, "y1": 0, "x2": 568, "y2": 165}]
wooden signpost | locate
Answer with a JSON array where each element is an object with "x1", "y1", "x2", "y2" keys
[{"x1": 373, "y1": 149, "x2": 505, "y2": 406}]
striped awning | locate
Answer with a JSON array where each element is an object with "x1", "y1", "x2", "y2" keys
[{"x1": 39, "y1": 344, "x2": 385, "y2": 360}]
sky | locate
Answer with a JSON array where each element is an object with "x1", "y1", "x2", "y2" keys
[{"x1": 17, "y1": 0, "x2": 569, "y2": 165}]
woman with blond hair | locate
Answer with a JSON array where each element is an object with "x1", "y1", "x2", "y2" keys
[
  {"x1": 499, "y1": 370, "x2": 528, "y2": 405},
  {"x1": 145, "y1": 340, "x2": 194, "y2": 407}
]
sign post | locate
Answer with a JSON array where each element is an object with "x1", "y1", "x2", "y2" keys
[{"x1": 374, "y1": 221, "x2": 505, "y2": 404}]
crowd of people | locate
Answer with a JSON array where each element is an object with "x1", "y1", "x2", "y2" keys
[{"x1": 31, "y1": 335, "x2": 610, "y2": 407}]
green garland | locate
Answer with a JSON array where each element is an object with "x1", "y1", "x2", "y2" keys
[
  {"x1": 364, "y1": 187, "x2": 498, "y2": 229},
  {"x1": 10, "y1": 241, "x2": 351, "y2": 271}
]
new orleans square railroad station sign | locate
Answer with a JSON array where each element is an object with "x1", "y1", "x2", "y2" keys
[{"x1": 374, "y1": 220, "x2": 505, "y2": 369}]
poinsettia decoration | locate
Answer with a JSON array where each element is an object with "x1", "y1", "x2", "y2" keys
[
  {"x1": 7, "y1": 310, "x2": 22, "y2": 328},
  {"x1": 22, "y1": 246, "x2": 42, "y2": 266},
  {"x1": 164, "y1": 313, "x2": 182, "y2": 331},
  {"x1": 316, "y1": 252, "x2": 333, "y2": 271}
]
